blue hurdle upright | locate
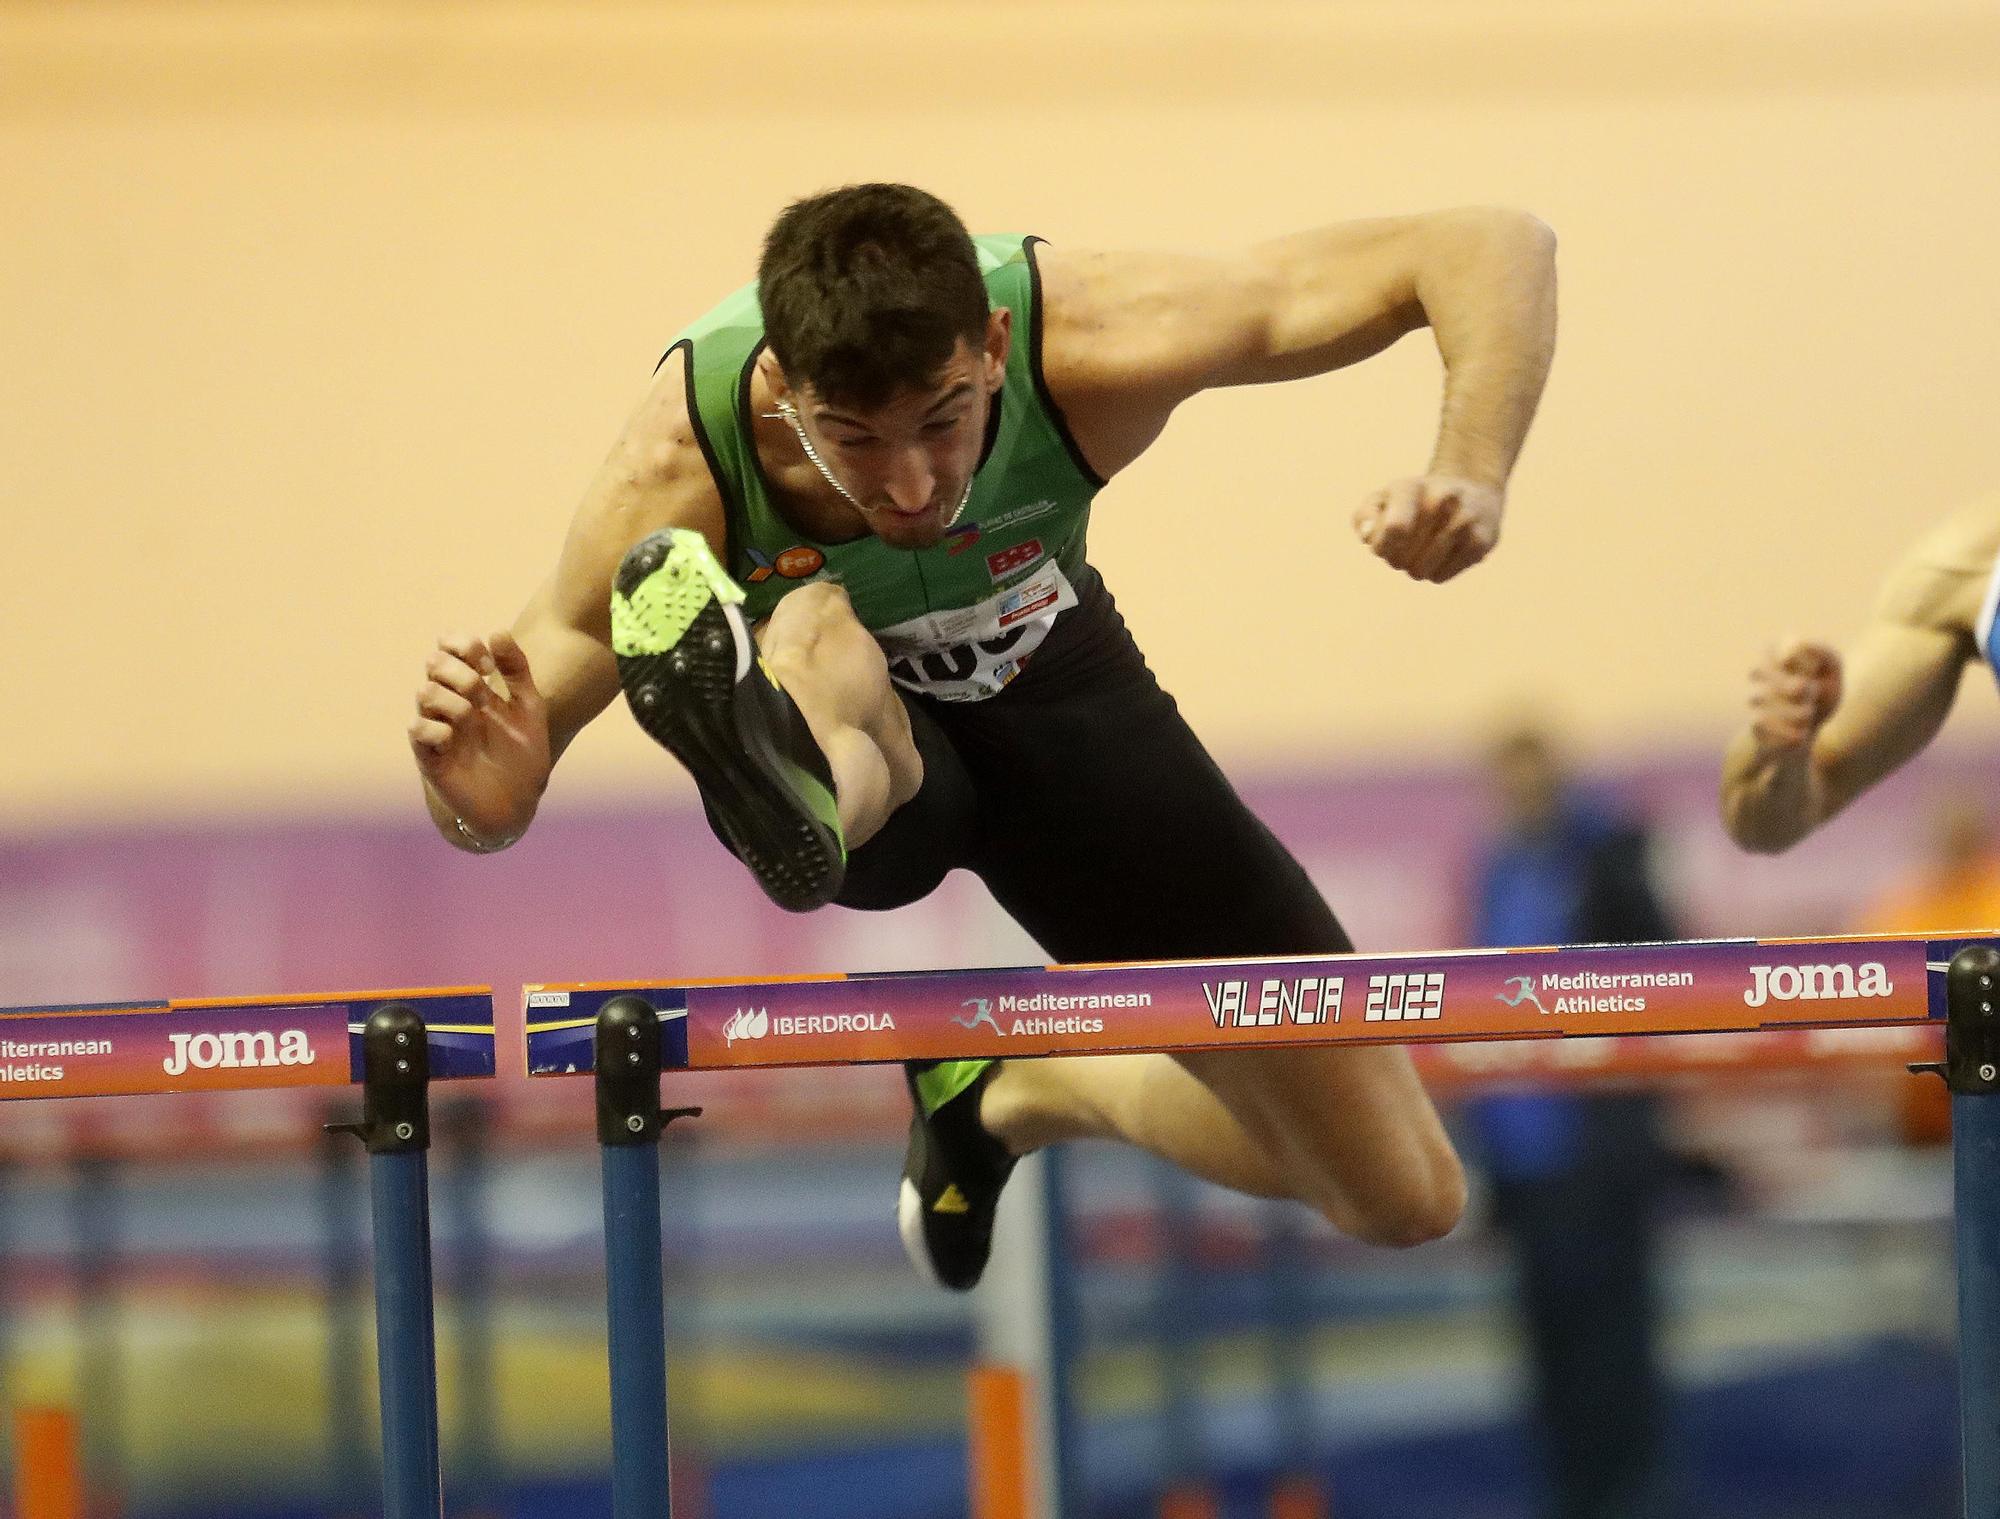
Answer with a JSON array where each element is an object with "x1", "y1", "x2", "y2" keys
[
  {"x1": 1939, "y1": 946, "x2": 2000, "y2": 1519},
  {"x1": 0, "y1": 987, "x2": 496, "y2": 1519}
]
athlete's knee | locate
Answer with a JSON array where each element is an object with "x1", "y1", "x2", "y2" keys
[
  {"x1": 774, "y1": 577, "x2": 857, "y2": 624},
  {"x1": 765, "y1": 586, "x2": 895, "y2": 705},
  {"x1": 763, "y1": 581, "x2": 863, "y2": 661},
  {"x1": 1387, "y1": 1154, "x2": 1468, "y2": 1247},
  {"x1": 1323, "y1": 1144, "x2": 1467, "y2": 1249}
]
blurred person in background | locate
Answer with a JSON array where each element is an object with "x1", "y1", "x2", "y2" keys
[
  {"x1": 1722, "y1": 496, "x2": 2000, "y2": 852},
  {"x1": 1861, "y1": 786, "x2": 2000, "y2": 938},
  {"x1": 1465, "y1": 721, "x2": 1680, "y2": 1519},
  {"x1": 408, "y1": 183, "x2": 1558, "y2": 1291}
]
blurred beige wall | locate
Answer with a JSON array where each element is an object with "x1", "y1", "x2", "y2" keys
[{"x1": 4, "y1": 0, "x2": 1998, "y2": 825}]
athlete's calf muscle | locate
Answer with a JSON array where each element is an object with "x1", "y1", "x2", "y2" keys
[{"x1": 759, "y1": 582, "x2": 922, "y2": 845}]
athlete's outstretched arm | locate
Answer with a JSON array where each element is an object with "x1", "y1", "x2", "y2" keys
[
  {"x1": 1720, "y1": 504, "x2": 1999, "y2": 852},
  {"x1": 408, "y1": 357, "x2": 727, "y2": 851},
  {"x1": 1039, "y1": 208, "x2": 1557, "y2": 582}
]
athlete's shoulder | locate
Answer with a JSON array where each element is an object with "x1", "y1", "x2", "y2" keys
[
  {"x1": 619, "y1": 348, "x2": 717, "y2": 478},
  {"x1": 1874, "y1": 493, "x2": 2000, "y2": 638},
  {"x1": 1029, "y1": 242, "x2": 1261, "y2": 396},
  {"x1": 578, "y1": 350, "x2": 728, "y2": 552},
  {"x1": 1909, "y1": 492, "x2": 2000, "y2": 572},
  {"x1": 1027, "y1": 243, "x2": 1198, "y2": 333},
  {"x1": 672, "y1": 278, "x2": 764, "y2": 346}
]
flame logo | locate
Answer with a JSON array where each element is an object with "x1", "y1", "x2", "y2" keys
[{"x1": 723, "y1": 1008, "x2": 770, "y2": 1045}]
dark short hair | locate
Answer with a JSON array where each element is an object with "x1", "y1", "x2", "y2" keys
[{"x1": 758, "y1": 183, "x2": 990, "y2": 410}]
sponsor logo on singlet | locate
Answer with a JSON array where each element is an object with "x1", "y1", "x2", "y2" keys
[
  {"x1": 745, "y1": 545, "x2": 826, "y2": 583},
  {"x1": 980, "y1": 499, "x2": 1059, "y2": 534},
  {"x1": 986, "y1": 539, "x2": 1045, "y2": 583},
  {"x1": 940, "y1": 500, "x2": 1058, "y2": 559}
]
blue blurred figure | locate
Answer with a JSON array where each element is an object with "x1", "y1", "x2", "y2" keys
[{"x1": 1467, "y1": 724, "x2": 1679, "y2": 1519}]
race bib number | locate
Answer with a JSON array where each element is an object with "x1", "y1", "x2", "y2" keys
[{"x1": 876, "y1": 565, "x2": 1078, "y2": 702}]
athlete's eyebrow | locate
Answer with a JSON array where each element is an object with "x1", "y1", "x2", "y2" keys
[
  {"x1": 814, "y1": 410, "x2": 876, "y2": 433},
  {"x1": 921, "y1": 383, "x2": 975, "y2": 417},
  {"x1": 815, "y1": 382, "x2": 974, "y2": 431}
]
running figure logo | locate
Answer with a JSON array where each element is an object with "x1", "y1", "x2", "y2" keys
[
  {"x1": 953, "y1": 998, "x2": 1003, "y2": 1035},
  {"x1": 1495, "y1": 976, "x2": 1551, "y2": 1016}
]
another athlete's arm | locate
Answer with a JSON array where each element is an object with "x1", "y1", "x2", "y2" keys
[
  {"x1": 1038, "y1": 208, "x2": 1557, "y2": 582},
  {"x1": 1720, "y1": 505, "x2": 1999, "y2": 852},
  {"x1": 409, "y1": 357, "x2": 728, "y2": 851}
]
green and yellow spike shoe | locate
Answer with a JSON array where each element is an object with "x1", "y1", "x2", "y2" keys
[
  {"x1": 898, "y1": 1059, "x2": 1017, "y2": 1291},
  {"x1": 611, "y1": 527, "x2": 845, "y2": 912}
]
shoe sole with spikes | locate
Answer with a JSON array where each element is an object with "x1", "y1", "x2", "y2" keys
[{"x1": 610, "y1": 527, "x2": 846, "y2": 912}]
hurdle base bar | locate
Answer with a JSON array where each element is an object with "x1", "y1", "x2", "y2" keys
[
  {"x1": 596, "y1": 996, "x2": 701, "y2": 1519},
  {"x1": 326, "y1": 1004, "x2": 444, "y2": 1519}
]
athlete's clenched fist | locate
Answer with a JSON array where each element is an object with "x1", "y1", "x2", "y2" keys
[
  {"x1": 1745, "y1": 638, "x2": 1843, "y2": 755},
  {"x1": 1353, "y1": 474, "x2": 1504, "y2": 584}
]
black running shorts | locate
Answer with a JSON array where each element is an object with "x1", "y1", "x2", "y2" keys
[{"x1": 835, "y1": 565, "x2": 1356, "y2": 964}]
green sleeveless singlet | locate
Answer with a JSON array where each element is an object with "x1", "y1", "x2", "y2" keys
[{"x1": 664, "y1": 235, "x2": 1104, "y2": 702}]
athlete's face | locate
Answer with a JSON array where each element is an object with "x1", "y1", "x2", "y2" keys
[{"x1": 794, "y1": 310, "x2": 1010, "y2": 550}]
